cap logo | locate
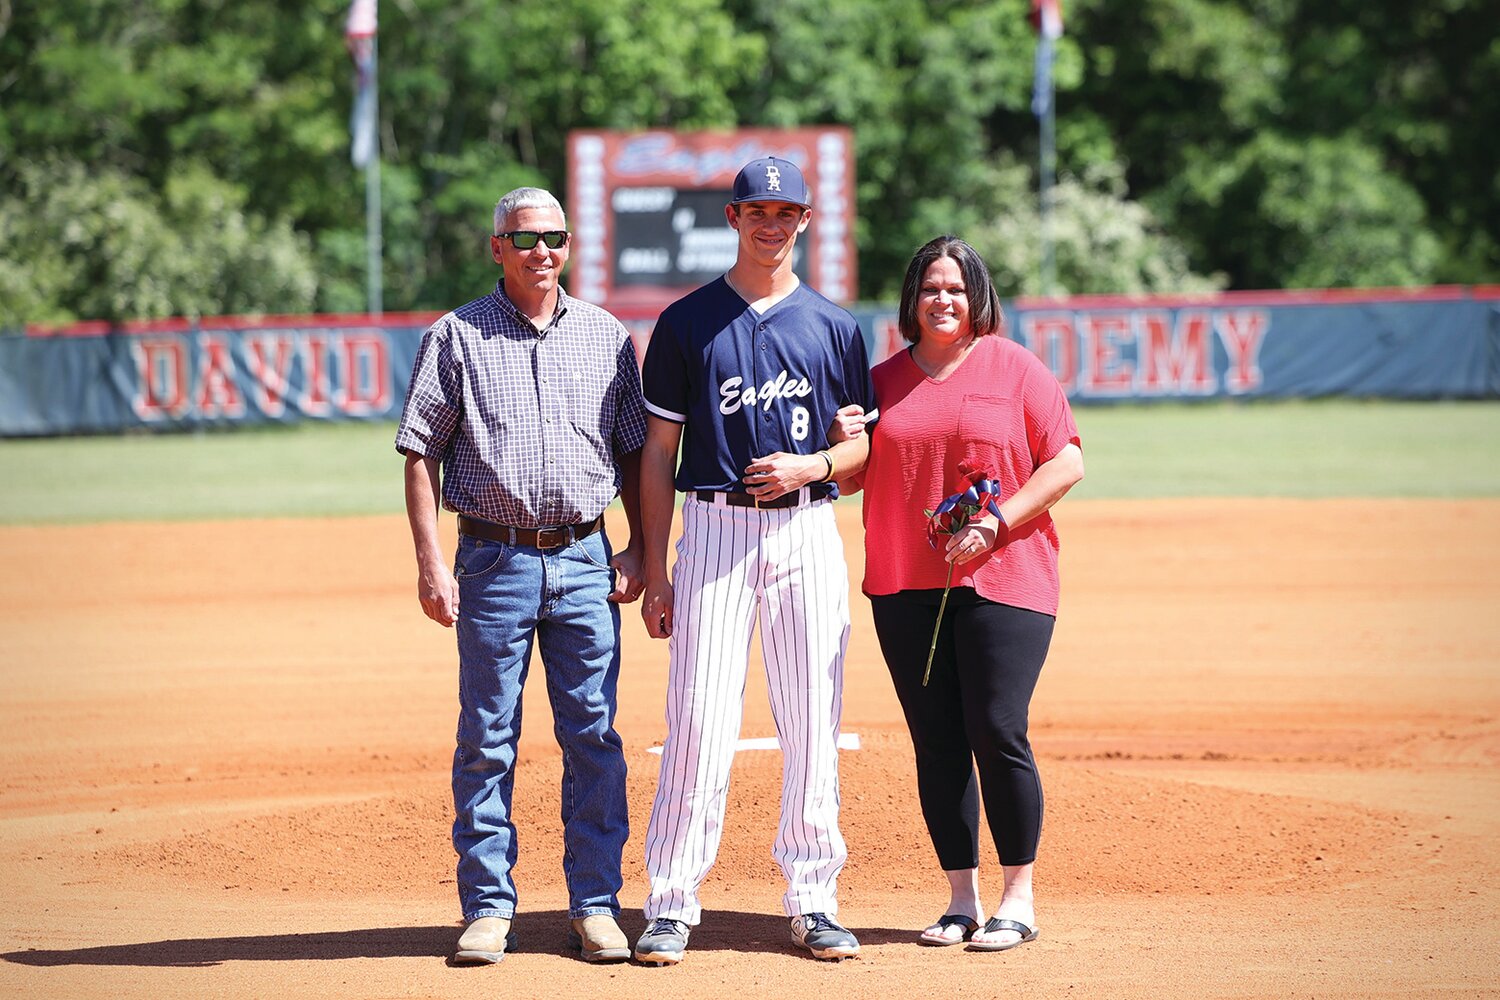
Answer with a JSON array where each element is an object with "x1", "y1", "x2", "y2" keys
[{"x1": 765, "y1": 165, "x2": 782, "y2": 192}]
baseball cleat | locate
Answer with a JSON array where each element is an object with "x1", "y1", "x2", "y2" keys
[
  {"x1": 634, "y1": 917, "x2": 690, "y2": 965},
  {"x1": 790, "y1": 912, "x2": 860, "y2": 959}
]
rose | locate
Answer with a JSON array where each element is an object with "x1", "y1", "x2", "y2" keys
[
  {"x1": 920, "y1": 470, "x2": 1007, "y2": 686},
  {"x1": 925, "y1": 479, "x2": 1004, "y2": 550}
]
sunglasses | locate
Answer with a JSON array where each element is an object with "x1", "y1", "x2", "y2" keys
[{"x1": 495, "y1": 230, "x2": 569, "y2": 250}]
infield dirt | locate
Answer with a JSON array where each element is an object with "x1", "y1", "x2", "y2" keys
[{"x1": 1, "y1": 499, "x2": 1496, "y2": 998}]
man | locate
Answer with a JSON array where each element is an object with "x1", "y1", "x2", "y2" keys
[
  {"x1": 395, "y1": 186, "x2": 646, "y2": 965},
  {"x1": 633, "y1": 156, "x2": 878, "y2": 964}
]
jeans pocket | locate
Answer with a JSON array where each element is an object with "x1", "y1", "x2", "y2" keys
[
  {"x1": 573, "y1": 530, "x2": 614, "y2": 570},
  {"x1": 454, "y1": 536, "x2": 514, "y2": 579}
]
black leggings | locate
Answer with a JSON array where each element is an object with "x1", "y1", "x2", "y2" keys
[{"x1": 870, "y1": 588, "x2": 1053, "y2": 869}]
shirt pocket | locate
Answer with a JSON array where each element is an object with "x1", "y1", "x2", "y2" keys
[
  {"x1": 957, "y1": 394, "x2": 1020, "y2": 477},
  {"x1": 957, "y1": 394, "x2": 1015, "y2": 443},
  {"x1": 564, "y1": 358, "x2": 617, "y2": 439}
]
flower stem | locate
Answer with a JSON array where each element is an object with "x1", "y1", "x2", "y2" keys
[{"x1": 922, "y1": 561, "x2": 956, "y2": 687}]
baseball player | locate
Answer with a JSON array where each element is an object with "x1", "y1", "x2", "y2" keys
[{"x1": 633, "y1": 156, "x2": 879, "y2": 964}]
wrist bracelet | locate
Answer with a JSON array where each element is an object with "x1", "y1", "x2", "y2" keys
[{"x1": 818, "y1": 450, "x2": 835, "y2": 483}]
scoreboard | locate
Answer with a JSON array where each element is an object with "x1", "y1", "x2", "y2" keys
[{"x1": 567, "y1": 128, "x2": 856, "y2": 319}]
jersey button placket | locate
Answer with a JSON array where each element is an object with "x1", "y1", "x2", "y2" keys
[
  {"x1": 750, "y1": 322, "x2": 765, "y2": 456},
  {"x1": 758, "y1": 325, "x2": 772, "y2": 426}
]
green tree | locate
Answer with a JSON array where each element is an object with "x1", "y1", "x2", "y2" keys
[
  {"x1": 0, "y1": 1, "x2": 342, "y2": 325},
  {"x1": 0, "y1": 159, "x2": 315, "y2": 327},
  {"x1": 1163, "y1": 132, "x2": 1441, "y2": 289},
  {"x1": 361, "y1": 0, "x2": 763, "y2": 311},
  {"x1": 1280, "y1": 0, "x2": 1500, "y2": 283},
  {"x1": 2, "y1": 0, "x2": 1494, "y2": 326},
  {"x1": 728, "y1": 0, "x2": 1041, "y2": 296},
  {"x1": 1071, "y1": 0, "x2": 1496, "y2": 287},
  {"x1": 968, "y1": 158, "x2": 1226, "y2": 296},
  {"x1": 727, "y1": 0, "x2": 1218, "y2": 297},
  {"x1": 0, "y1": 0, "x2": 351, "y2": 223}
]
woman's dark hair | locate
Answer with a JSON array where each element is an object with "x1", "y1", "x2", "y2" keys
[{"x1": 896, "y1": 235, "x2": 1004, "y2": 344}]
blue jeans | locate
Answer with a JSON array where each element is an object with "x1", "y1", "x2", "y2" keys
[{"x1": 451, "y1": 528, "x2": 628, "y2": 921}]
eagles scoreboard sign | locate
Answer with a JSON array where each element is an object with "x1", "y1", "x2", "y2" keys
[{"x1": 566, "y1": 128, "x2": 857, "y2": 313}]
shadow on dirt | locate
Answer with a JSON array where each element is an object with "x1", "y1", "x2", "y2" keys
[{"x1": 2, "y1": 908, "x2": 912, "y2": 967}]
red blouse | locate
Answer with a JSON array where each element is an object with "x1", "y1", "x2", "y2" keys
[{"x1": 859, "y1": 334, "x2": 1081, "y2": 615}]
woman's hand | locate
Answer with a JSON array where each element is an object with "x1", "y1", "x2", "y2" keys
[
  {"x1": 944, "y1": 515, "x2": 1004, "y2": 565},
  {"x1": 827, "y1": 404, "x2": 867, "y2": 444}
]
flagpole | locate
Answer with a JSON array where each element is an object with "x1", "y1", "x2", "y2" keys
[
  {"x1": 364, "y1": 36, "x2": 383, "y2": 316},
  {"x1": 1039, "y1": 40, "x2": 1055, "y2": 298},
  {"x1": 1030, "y1": 0, "x2": 1061, "y2": 297}
]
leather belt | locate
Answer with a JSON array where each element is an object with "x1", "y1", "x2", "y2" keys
[
  {"x1": 693, "y1": 488, "x2": 817, "y2": 510},
  {"x1": 457, "y1": 514, "x2": 602, "y2": 551}
]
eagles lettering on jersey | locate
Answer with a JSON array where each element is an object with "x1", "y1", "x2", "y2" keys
[
  {"x1": 641, "y1": 278, "x2": 879, "y2": 496},
  {"x1": 718, "y1": 371, "x2": 813, "y2": 415}
]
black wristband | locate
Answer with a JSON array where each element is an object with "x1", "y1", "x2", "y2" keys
[{"x1": 818, "y1": 450, "x2": 835, "y2": 482}]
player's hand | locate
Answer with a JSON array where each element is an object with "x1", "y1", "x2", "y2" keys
[
  {"x1": 828, "y1": 404, "x2": 867, "y2": 444},
  {"x1": 641, "y1": 576, "x2": 674, "y2": 638},
  {"x1": 744, "y1": 452, "x2": 822, "y2": 500},
  {"x1": 417, "y1": 560, "x2": 460, "y2": 627},
  {"x1": 609, "y1": 542, "x2": 645, "y2": 604},
  {"x1": 945, "y1": 519, "x2": 1000, "y2": 566}
]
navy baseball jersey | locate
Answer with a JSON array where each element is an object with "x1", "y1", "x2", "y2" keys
[{"x1": 640, "y1": 278, "x2": 879, "y2": 496}]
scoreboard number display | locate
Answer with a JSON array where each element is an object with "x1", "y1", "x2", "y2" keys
[
  {"x1": 568, "y1": 128, "x2": 855, "y2": 317},
  {"x1": 612, "y1": 187, "x2": 807, "y2": 288}
]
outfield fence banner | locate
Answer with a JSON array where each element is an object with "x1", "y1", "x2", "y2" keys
[
  {"x1": 3, "y1": 287, "x2": 1497, "y2": 436},
  {"x1": 854, "y1": 286, "x2": 1500, "y2": 402}
]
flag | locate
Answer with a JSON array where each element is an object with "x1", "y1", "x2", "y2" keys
[
  {"x1": 346, "y1": 0, "x2": 378, "y2": 168},
  {"x1": 1030, "y1": 0, "x2": 1063, "y2": 118},
  {"x1": 1029, "y1": 0, "x2": 1063, "y2": 39}
]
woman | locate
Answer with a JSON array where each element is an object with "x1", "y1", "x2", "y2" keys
[{"x1": 833, "y1": 235, "x2": 1083, "y2": 952}]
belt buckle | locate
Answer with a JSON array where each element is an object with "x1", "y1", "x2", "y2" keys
[{"x1": 535, "y1": 525, "x2": 568, "y2": 551}]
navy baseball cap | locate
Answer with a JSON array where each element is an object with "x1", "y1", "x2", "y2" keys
[{"x1": 730, "y1": 155, "x2": 812, "y2": 208}]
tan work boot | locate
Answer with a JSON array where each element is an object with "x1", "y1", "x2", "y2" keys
[
  {"x1": 568, "y1": 914, "x2": 630, "y2": 962},
  {"x1": 454, "y1": 916, "x2": 514, "y2": 964}
]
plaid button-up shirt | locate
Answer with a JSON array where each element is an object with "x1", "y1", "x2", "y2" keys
[{"x1": 395, "y1": 282, "x2": 647, "y2": 529}]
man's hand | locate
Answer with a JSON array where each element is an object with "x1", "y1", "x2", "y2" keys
[
  {"x1": 744, "y1": 451, "x2": 823, "y2": 501},
  {"x1": 404, "y1": 452, "x2": 457, "y2": 626},
  {"x1": 417, "y1": 558, "x2": 460, "y2": 626},
  {"x1": 609, "y1": 542, "x2": 646, "y2": 604},
  {"x1": 828, "y1": 404, "x2": 867, "y2": 444},
  {"x1": 641, "y1": 575, "x2": 674, "y2": 638}
]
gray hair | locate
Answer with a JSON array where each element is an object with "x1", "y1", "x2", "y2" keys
[{"x1": 493, "y1": 187, "x2": 565, "y2": 234}]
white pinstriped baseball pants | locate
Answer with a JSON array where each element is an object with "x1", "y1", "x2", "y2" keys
[{"x1": 642, "y1": 492, "x2": 851, "y2": 924}]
